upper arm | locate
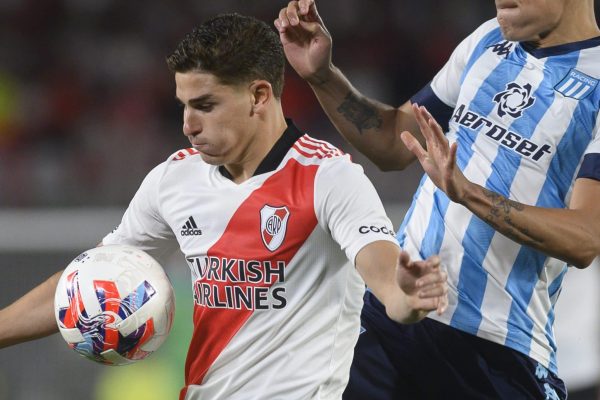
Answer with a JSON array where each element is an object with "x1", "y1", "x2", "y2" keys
[
  {"x1": 570, "y1": 177, "x2": 600, "y2": 212},
  {"x1": 568, "y1": 137, "x2": 600, "y2": 263},
  {"x1": 571, "y1": 118, "x2": 600, "y2": 237},
  {"x1": 570, "y1": 176, "x2": 600, "y2": 233}
]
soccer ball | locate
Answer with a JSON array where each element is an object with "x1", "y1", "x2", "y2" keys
[{"x1": 54, "y1": 245, "x2": 175, "y2": 365}]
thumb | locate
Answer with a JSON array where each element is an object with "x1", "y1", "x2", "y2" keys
[{"x1": 398, "y1": 250, "x2": 411, "y2": 269}]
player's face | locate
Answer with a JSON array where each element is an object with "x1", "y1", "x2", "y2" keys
[
  {"x1": 175, "y1": 71, "x2": 257, "y2": 166},
  {"x1": 495, "y1": 0, "x2": 566, "y2": 42}
]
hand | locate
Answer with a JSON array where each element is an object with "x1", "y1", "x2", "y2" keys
[
  {"x1": 274, "y1": 0, "x2": 333, "y2": 84},
  {"x1": 394, "y1": 251, "x2": 448, "y2": 323},
  {"x1": 400, "y1": 103, "x2": 471, "y2": 203}
]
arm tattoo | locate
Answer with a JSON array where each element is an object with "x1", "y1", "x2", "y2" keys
[
  {"x1": 336, "y1": 91, "x2": 382, "y2": 134},
  {"x1": 482, "y1": 188, "x2": 540, "y2": 247}
]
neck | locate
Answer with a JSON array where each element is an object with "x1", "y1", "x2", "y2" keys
[
  {"x1": 224, "y1": 108, "x2": 287, "y2": 184},
  {"x1": 536, "y1": 2, "x2": 600, "y2": 47}
]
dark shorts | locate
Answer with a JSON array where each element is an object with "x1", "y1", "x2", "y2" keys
[{"x1": 343, "y1": 291, "x2": 567, "y2": 400}]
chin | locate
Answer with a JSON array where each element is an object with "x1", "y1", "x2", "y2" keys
[
  {"x1": 198, "y1": 153, "x2": 223, "y2": 166},
  {"x1": 497, "y1": 20, "x2": 527, "y2": 42}
]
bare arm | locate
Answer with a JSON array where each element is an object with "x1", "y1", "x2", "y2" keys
[
  {"x1": 458, "y1": 178, "x2": 600, "y2": 268},
  {"x1": 275, "y1": 0, "x2": 424, "y2": 171},
  {"x1": 402, "y1": 104, "x2": 600, "y2": 268},
  {"x1": 0, "y1": 270, "x2": 62, "y2": 349},
  {"x1": 355, "y1": 241, "x2": 447, "y2": 324}
]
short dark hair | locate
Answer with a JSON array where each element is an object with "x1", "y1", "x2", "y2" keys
[{"x1": 166, "y1": 13, "x2": 285, "y2": 98}]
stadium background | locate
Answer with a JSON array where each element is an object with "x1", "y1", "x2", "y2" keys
[{"x1": 0, "y1": 1, "x2": 599, "y2": 399}]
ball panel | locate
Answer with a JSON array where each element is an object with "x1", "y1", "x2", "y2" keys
[{"x1": 54, "y1": 245, "x2": 175, "y2": 366}]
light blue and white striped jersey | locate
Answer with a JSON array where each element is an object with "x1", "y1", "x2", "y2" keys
[{"x1": 402, "y1": 19, "x2": 600, "y2": 374}]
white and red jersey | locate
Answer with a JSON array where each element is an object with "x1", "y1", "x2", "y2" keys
[{"x1": 103, "y1": 121, "x2": 398, "y2": 400}]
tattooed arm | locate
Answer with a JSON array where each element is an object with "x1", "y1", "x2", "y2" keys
[
  {"x1": 459, "y1": 180, "x2": 600, "y2": 268},
  {"x1": 310, "y1": 70, "x2": 423, "y2": 170},
  {"x1": 275, "y1": 1, "x2": 423, "y2": 171},
  {"x1": 401, "y1": 104, "x2": 600, "y2": 268}
]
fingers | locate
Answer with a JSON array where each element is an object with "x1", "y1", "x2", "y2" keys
[
  {"x1": 400, "y1": 130, "x2": 427, "y2": 161},
  {"x1": 411, "y1": 102, "x2": 432, "y2": 142},
  {"x1": 409, "y1": 254, "x2": 441, "y2": 276},
  {"x1": 437, "y1": 293, "x2": 448, "y2": 315},
  {"x1": 276, "y1": 0, "x2": 323, "y2": 32},
  {"x1": 277, "y1": 1, "x2": 310, "y2": 28},
  {"x1": 276, "y1": 4, "x2": 296, "y2": 30},
  {"x1": 287, "y1": 1, "x2": 302, "y2": 25},
  {"x1": 418, "y1": 262, "x2": 448, "y2": 314},
  {"x1": 418, "y1": 279, "x2": 447, "y2": 297},
  {"x1": 298, "y1": 0, "x2": 314, "y2": 15},
  {"x1": 411, "y1": 103, "x2": 447, "y2": 147},
  {"x1": 411, "y1": 297, "x2": 447, "y2": 313},
  {"x1": 449, "y1": 141, "x2": 458, "y2": 166},
  {"x1": 414, "y1": 278, "x2": 448, "y2": 315},
  {"x1": 415, "y1": 267, "x2": 446, "y2": 291}
]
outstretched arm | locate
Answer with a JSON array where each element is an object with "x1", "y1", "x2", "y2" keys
[
  {"x1": 0, "y1": 270, "x2": 61, "y2": 349},
  {"x1": 275, "y1": 0, "x2": 424, "y2": 171},
  {"x1": 355, "y1": 241, "x2": 448, "y2": 324},
  {"x1": 401, "y1": 104, "x2": 600, "y2": 268}
]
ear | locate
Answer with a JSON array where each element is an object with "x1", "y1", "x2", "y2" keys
[{"x1": 249, "y1": 80, "x2": 273, "y2": 114}]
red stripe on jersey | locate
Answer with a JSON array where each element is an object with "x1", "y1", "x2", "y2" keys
[
  {"x1": 173, "y1": 148, "x2": 200, "y2": 161},
  {"x1": 180, "y1": 158, "x2": 319, "y2": 397},
  {"x1": 306, "y1": 138, "x2": 344, "y2": 158},
  {"x1": 292, "y1": 143, "x2": 316, "y2": 158},
  {"x1": 301, "y1": 135, "x2": 341, "y2": 154},
  {"x1": 296, "y1": 135, "x2": 344, "y2": 159}
]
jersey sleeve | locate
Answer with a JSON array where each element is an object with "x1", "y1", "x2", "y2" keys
[
  {"x1": 411, "y1": 19, "x2": 500, "y2": 132},
  {"x1": 102, "y1": 162, "x2": 178, "y2": 261},
  {"x1": 314, "y1": 156, "x2": 399, "y2": 265},
  {"x1": 577, "y1": 114, "x2": 600, "y2": 181}
]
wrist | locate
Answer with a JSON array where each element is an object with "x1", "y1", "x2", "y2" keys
[
  {"x1": 382, "y1": 289, "x2": 420, "y2": 324},
  {"x1": 455, "y1": 178, "x2": 479, "y2": 206},
  {"x1": 306, "y1": 63, "x2": 337, "y2": 86}
]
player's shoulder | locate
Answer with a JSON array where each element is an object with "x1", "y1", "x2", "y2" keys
[
  {"x1": 287, "y1": 133, "x2": 370, "y2": 183},
  {"x1": 168, "y1": 147, "x2": 203, "y2": 163},
  {"x1": 474, "y1": 18, "x2": 500, "y2": 35},
  {"x1": 161, "y1": 147, "x2": 206, "y2": 171},
  {"x1": 143, "y1": 147, "x2": 205, "y2": 185},
  {"x1": 467, "y1": 18, "x2": 501, "y2": 38},
  {"x1": 462, "y1": 18, "x2": 503, "y2": 48},
  {"x1": 289, "y1": 133, "x2": 347, "y2": 165}
]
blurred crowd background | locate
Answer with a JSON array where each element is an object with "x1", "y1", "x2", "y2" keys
[
  {"x1": 1, "y1": 1, "x2": 600, "y2": 399},
  {"x1": 0, "y1": 0, "x2": 495, "y2": 207}
]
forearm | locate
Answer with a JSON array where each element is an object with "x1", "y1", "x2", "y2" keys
[
  {"x1": 308, "y1": 66, "x2": 415, "y2": 170},
  {"x1": 356, "y1": 241, "x2": 441, "y2": 324},
  {"x1": 0, "y1": 270, "x2": 61, "y2": 349},
  {"x1": 460, "y1": 182, "x2": 599, "y2": 268}
]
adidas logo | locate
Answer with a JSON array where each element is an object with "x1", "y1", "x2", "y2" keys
[{"x1": 181, "y1": 216, "x2": 202, "y2": 236}]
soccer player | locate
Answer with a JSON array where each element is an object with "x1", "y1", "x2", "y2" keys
[
  {"x1": 275, "y1": 0, "x2": 600, "y2": 399},
  {"x1": 0, "y1": 13, "x2": 448, "y2": 400}
]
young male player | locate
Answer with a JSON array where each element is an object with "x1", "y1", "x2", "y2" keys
[
  {"x1": 276, "y1": 0, "x2": 600, "y2": 398},
  {"x1": 0, "y1": 13, "x2": 448, "y2": 400}
]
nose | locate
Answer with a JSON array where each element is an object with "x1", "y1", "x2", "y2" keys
[{"x1": 182, "y1": 107, "x2": 201, "y2": 137}]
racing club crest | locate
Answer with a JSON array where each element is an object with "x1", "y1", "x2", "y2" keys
[{"x1": 260, "y1": 205, "x2": 290, "y2": 252}]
